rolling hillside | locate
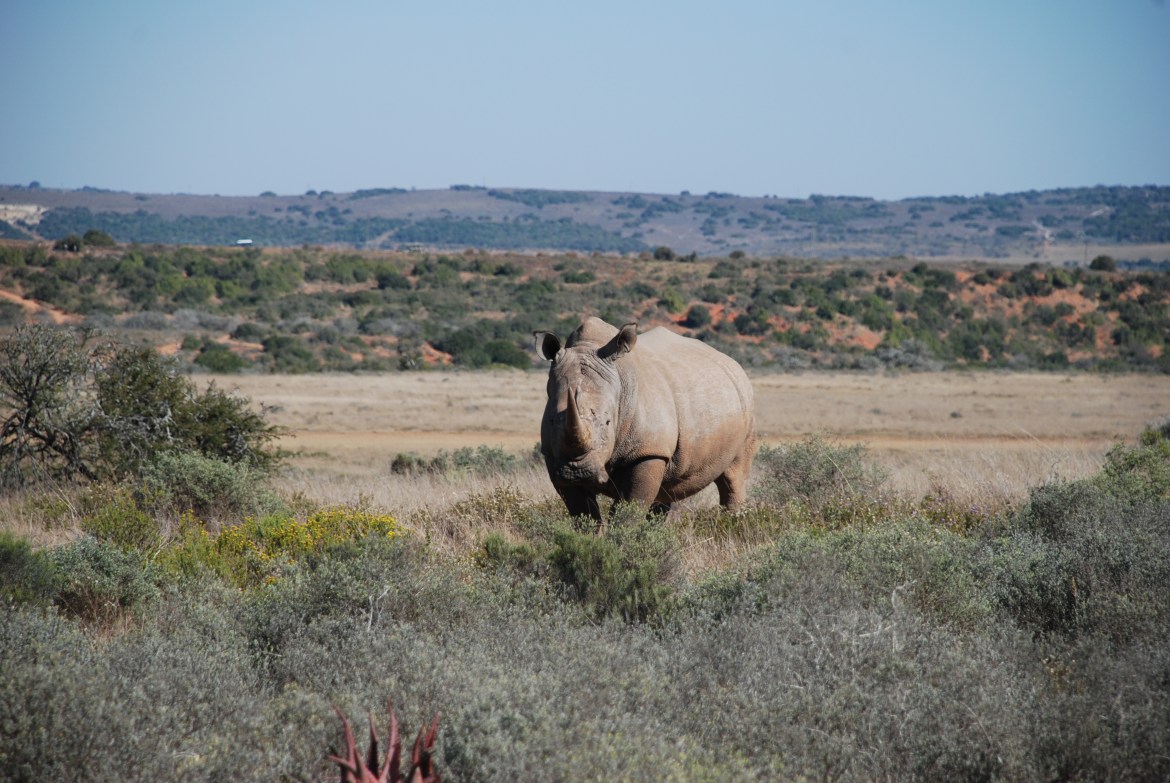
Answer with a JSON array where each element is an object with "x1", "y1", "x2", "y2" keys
[{"x1": 3, "y1": 183, "x2": 1169, "y2": 261}]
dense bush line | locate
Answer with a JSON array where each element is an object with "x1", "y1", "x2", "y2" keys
[
  {"x1": 1, "y1": 243, "x2": 1168, "y2": 372},
  {"x1": 2, "y1": 422, "x2": 1169, "y2": 781}
]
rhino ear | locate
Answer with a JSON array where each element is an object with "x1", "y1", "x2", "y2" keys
[
  {"x1": 534, "y1": 331, "x2": 562, "y2": 362},
  {"x1": 601, "y1": 323, "x2": 637, "y2": 361}
]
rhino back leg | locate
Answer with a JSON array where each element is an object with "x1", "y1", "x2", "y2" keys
[{"x1": 715, "y1": 442, "x2": 755, "y2": 510}]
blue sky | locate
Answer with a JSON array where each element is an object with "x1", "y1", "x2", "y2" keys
[{"x1": 2, "y1": 0, "x2": 1167, "y2": 200}]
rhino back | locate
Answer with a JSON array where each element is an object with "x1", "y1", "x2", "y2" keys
[{"x1": 616, "y1": 327, "x2": 754, "y2": 478}]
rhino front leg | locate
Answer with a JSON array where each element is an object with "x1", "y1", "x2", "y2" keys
[
  {"x1": 615, "y1": 457, "x2": 669, "y2": 509},
  {"x1": 557, "y1": 486, "x2": 602, "y2": 523}
]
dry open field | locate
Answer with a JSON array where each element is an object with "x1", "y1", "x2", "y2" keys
[{"x1": 210, "y1": 370, "x2": 1170, "y2": 511}]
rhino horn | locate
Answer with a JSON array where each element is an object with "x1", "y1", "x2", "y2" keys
[{"x1": 563, "y1": 387, "x2": 592, "y2": 456}]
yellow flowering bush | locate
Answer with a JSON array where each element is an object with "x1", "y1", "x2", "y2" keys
[{"x1": 161, "y1": 505, "x2": 398, "y2": 587}]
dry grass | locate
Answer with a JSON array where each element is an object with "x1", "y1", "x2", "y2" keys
[
  {"x1": 233, "y1": 367, "x2": 1164, "y2": 501},
  {"x1": 0, "y1": 485, "x2": 87, "y2": 549}
]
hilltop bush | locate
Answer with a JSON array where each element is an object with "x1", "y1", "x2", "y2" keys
[{"x1": 194, "y1": 343, "x2": 248, "y2": 372}]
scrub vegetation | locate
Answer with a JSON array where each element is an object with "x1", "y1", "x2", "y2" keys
[
  {"x1": 2, "y1": 322, "x2": 1168, "y2": 780},
  {"x1": 1, "y1": 240, "x2": 1168, "y2": 373}
]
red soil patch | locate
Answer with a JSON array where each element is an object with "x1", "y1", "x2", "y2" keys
[
  {"x1": 0, "y1": 289, "x2": 80, "y2": 325},
  {"x1": 421, "y1": 343, "x2": 453, "y2": 365}
]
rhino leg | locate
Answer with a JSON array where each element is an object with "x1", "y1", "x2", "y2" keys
[
  {"x1": 715, "y1": 447, "x2": 755, "y2": 510},
  {"x1": 614, "y1": 457, "x2": 669, "y2": 508},
  {"x1": 557, "y1": 486, "x2": 602, "y2": 522}
]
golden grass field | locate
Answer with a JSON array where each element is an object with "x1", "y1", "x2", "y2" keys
[{"x1": 209, "y1": 369, "x2": 1170, "y2": 516}]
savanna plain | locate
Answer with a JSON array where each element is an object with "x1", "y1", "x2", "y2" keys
[
  {"x1": 235, "y1": 369, "x2": 1166, "y2": 514},
  {"x1": 3, "y1": 364, "x2": 1170, "y2": 782}
]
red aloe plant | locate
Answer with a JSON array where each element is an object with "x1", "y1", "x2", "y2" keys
[{"x1": 330, "y1": 701, "x2": 441, "y2": 783}]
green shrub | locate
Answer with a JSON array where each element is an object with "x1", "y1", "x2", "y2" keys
[
  {"x1": 388, "y1": 451, "x2": 428, "y2": 474},
  {"x1": 194, "y1": 344, "x2": 247, "y2": 373},
  {"x1": 1097, "y1": 436, "x2": 1170, "y2": 503},
  {"x1": 992, "y1": 446, "x2": 1170, "y2": 642},
  {"x1": 751, "y1": 435, "x2": 887, "y2": 520},
  {"x1": 261, "y1": 334, "x2": 319, "y2": 372},
  {"x1": 561, "y1": 269, "x2": 595, "y2": 284},
  {"x1": 1141, "y1": 414, "x2": 1170, "y2": 446},
  {"x1": 199, "y1": 504, "x2": 400, "y2": 587},
  {"x1": 138, "y1": 451, "x2": 282, "y2": 521},
  {"x1": 48, "y1": 536, "x2": 159, "y2": 625},
  {"x1": 482, "y1": 338, "x2": 531, "y2": 369},
  {"x1": 553, "y1": 507, "x2": 678, "y2": 623},
  {"x1": 682, "y1": 304, "x2": 711, "y2": 328},
  {"x1": 658, "y1": 288, "x2": 686, "y2": 313},
  {"x1": 82, "y1": 229, "x2": 116, "y2": 247},
  {"x1": 1089, "y1": 254, "x2": 1117, "y2": 271},
  {"x1": 0, "y1": 531, "x2": 57, "y2": 606},
  {"x1": 231, "y1": 322, "x2": 267, "y2": 341},
  {"x1": 390, "y1": 446, "x2": 530, "y2": 477},
  {"x1": 480, "y1": 532, "x2": 543, "y2": 575},
  {"x1": 549, "y1": 529, "x2": 641, "y2": 621},
  {"x1": 180, "y1": 383, "x2": 284, "y2": 473},
  {"x1": 80, "y1": 484, "x2": 160, "y2": 551},
  {"x1": 0, "y1": 328, "x2": 282, "y2": 487},
  {"x1": 480, "y1": 503, "x2": 679, "y2": 623},
  {"x1": 0, "y1": 324, "x2": 95, "y2": 487}
]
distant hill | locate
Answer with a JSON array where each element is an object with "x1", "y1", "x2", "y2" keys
[{"x1": 2, "y1": 183, "x2": 1169, "y2": 261}]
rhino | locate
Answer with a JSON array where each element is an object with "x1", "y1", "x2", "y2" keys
[{"x1": 534, "y1": 317, "x2": 756, "y2": 525}]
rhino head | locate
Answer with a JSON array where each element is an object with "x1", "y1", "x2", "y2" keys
[{"x1": 534, "y1": 320, "x2": 638, "y2": 490}]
